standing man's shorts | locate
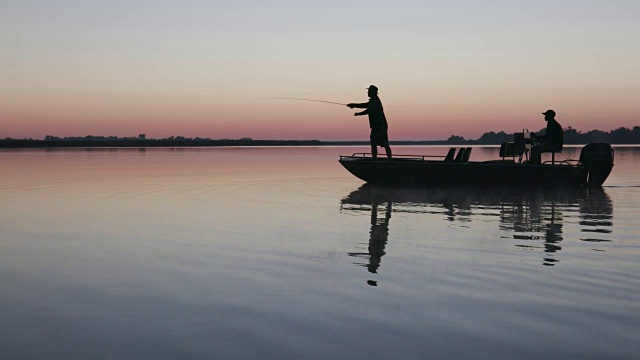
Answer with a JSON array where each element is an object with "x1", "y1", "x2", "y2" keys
[{"x1": 370, "y1": 127, "x2": 389, "y2": 147}]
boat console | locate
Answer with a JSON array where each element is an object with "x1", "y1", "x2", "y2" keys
[{"x1": 499, "y1": 129, "x2": 532, "y2": 163}]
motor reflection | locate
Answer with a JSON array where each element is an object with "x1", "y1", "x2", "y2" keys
[{"x1": 341, "y1": 185, "x2": 613, "y2": 273}]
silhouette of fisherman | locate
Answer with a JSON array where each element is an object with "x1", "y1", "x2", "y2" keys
[
  {"x1": 531, "y1": 110, "x2": 563, "y2": 165},
  {"x1": 347, "y1": 85, "x2": 392, "y2": 159}
]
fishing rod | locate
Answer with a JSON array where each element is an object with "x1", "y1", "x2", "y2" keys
[{"x1": 268, "y1": 97, "x2": 348, "y2": 106}]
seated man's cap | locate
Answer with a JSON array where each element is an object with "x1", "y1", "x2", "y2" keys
[{"x1": 542, "y1": 109, "x2": 556, "y2": 116}]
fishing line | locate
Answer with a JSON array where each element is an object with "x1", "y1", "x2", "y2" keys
[{"x1": 267, "y1": 98, "x2": 347, "y2": 106}]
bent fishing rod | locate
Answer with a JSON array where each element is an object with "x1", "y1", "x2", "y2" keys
[{"x1": 268, "y1": 97, "x2": 348, "y2": 106}]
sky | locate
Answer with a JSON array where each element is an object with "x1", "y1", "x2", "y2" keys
[{"x1": 1, "y1": 0, "x2": 639, "y2": 141}]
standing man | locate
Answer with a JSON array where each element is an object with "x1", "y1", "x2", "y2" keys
[
  {"x1": 347, "y1": 85, "x2": 392, "y2": 159},
  {"x1": 531, "y1": 109, "x2": 563, "y2": 165}
]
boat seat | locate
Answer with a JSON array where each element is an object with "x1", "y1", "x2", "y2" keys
[
  {"x1": 462, "y1": 147, "x2": 472, "y2": 162},
  {"x1": 514, "y1": 132, "x2": 526, "y2": 154},
  {"x1": 443, "y1": 148, "x2": 456, "y2": 162},
  {"x1": 500, "y1": 142, "x2": 522, "y2": 158},
  {"x1": 551, "y1": 148, "x2": 562, "y2": 164}
]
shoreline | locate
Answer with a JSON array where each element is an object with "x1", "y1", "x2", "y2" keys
[
  {"x1": 0, "y1": 139, "x2": 480, "y2": 148},
  {"x1": 1, "y1": 141, "x2": 638, "y2": 149}
]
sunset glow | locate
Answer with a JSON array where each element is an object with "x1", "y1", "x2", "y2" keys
[{"x1": 2, "y1": 1, "x2": 639, "y2": 140}]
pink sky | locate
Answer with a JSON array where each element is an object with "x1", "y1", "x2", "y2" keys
[{"x1": 2, "y1": 1, "x2": 639, "y2": 140}]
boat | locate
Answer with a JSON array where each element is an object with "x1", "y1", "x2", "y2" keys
[{"x1": 339, "y1": 134, "x2": 614, "y2": 188}]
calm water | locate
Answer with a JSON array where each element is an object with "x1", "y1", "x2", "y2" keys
[{"x1": 1, "y1": 146, "x2": 639, "y2": 359}]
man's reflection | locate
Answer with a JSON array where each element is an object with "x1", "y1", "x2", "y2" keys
[
  {"x1": 347, "y1": 200, "x2": 392, "y2": 279},
  {"x1": 542, "y1": 202, "x2": 563, "y2": 266},
  {"x1": 501, "y1": 191, "x2": 571, "y2": 266},
  {"x1": 366, "y1": 201, "x2": 392, "y2": 274}
]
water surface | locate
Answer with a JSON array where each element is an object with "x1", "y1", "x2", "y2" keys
[{"x1": 1, "y1": 146, "x2": 639, "y2": 359}]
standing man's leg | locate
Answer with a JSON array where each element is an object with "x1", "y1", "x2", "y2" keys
[
  {"x1": 381, "y1": 127, "x2": 391, "y2": 159},
  {"x1": 370, "y1": 132, "x2": 378, "y2": 158}
]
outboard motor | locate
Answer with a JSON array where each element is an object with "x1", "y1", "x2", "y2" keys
[{"x1": 580, "y1": 143, "x2": 614, "y2": 187}]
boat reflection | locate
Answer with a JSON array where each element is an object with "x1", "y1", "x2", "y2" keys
[{"x1": 341, "y1": 185, "x2": 613, "y2": 276}]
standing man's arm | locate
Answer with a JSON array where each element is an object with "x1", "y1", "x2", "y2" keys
[
  {"x1": 347, "y1": 102, "x2": 369, "y2": 109},
  {"x1": 347, "y1": 102, "x2": 370, "y2": 116}
]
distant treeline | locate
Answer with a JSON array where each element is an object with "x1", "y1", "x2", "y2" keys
[
  {"x1": 458, "y1": 126, "x2": 640, "y2": 145},
  {"x1": 0, "y1": 135, "x2": 321, "y2": 148},
  {"x1": 2, "y1": 126, "x2": 640, "y2": 148}
]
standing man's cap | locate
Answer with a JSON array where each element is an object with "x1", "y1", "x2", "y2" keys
[
  {"x1": 367, "y1": 85, "x2": 379, "y2": 93},
  {"x1": 542, "y1": 109, "x2": 556, "y2": 116}
]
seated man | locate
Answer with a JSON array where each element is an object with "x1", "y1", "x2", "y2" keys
[{"x1": 531, "y1": 110, "x2": 563, "y2": 164}]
